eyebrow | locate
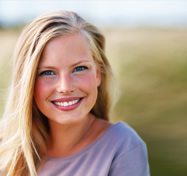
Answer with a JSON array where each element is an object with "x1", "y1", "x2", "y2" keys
[
  {"x1": 38, "y1": 60, "x2": 92, "y2": 70},
  {"x1": 71, "y1": 60, "x2": 91, "y2": 67}
]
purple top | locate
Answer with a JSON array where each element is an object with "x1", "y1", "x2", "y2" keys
[{"x1": 37, "y1": 122, "x2": 150, "y2": 176}]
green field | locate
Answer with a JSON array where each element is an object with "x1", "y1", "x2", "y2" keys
[{"x1": 0, "y1": 27, "x2": 187, "y2": 175}]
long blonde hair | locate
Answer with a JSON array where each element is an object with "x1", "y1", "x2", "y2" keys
[{"x1": 0, "y1": 11, "x2": 116, "y2": 176}]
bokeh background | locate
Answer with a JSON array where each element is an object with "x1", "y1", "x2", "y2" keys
[{"x1": 0, "y1": 0, "x2": 187, "y2": 175}]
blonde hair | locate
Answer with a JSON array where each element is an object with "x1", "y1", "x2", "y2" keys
[{"x1": 0, "y1": 11, "x2": 116, "y2": 176}]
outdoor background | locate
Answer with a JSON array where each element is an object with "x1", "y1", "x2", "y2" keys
[{"x1": 0, "y1": 0, "x2": 187, "y2": 175}]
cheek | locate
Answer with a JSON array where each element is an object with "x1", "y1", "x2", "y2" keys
[
  {"x1": 34, "y1": 79, "x2": 51, "y2": 100},
  {"x1": 76, "y1": 72, "x2": 99, "y2": 91}
]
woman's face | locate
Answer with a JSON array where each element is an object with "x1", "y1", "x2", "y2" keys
[{"x1": 34, "y1": 32, "x2": 101, "y2": 125}]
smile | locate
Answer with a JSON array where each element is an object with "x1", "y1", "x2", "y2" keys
[{"x1": 53, "y1": 98, "x2": 81, "y2": 107}]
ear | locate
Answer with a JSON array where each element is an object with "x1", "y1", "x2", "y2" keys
[{"x1": 96, "y1": 66, "x2": 101, "y2": 87}]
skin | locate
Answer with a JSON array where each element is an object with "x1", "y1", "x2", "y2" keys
[{"x1": 34, "y1": 32, "x2": 111, "y2": 157}]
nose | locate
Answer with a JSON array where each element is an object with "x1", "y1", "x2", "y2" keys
[{"x1": 56, "y1": 73, "x2": 75, "y2": 94}]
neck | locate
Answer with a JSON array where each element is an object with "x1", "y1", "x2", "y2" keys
[{"x1": 47, "y1": 113, "x2": 96, "y2": 158}]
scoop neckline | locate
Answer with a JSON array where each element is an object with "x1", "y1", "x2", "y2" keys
[{"x1": 47, "y1": 121, "x2": 123, "y2": 161}]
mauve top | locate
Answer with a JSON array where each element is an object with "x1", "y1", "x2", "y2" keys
[{"x1": 37, "y1": 122, "x2": 150, "y2": 176}]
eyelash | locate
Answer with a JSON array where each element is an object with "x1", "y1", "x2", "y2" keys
[
  {"x1": 40, "y1": 70, "x2": 54, "y2": 76},
  {"x1": 73, "y1": 66, "x2": 88, "y2": 72},
  {"x1": 39, "y1": 66, "x2": 88, "y2": 76}
]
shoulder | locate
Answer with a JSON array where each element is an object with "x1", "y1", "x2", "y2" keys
[
  {"x1": 107, "y1": 122, "x2": 150, "y2": 175},
  {"x1": 102, "y1": 121, "x2": 148, "y2": 160},
  {"x1": 108, "y1": 121, "x2": 146, "y2": 148}
]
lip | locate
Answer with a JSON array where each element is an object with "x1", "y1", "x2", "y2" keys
[{"x1": 51, "y1": 97, "x2": 83, "y2": 111}]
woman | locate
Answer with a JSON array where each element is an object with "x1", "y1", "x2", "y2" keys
[{"x1": 0, "y1": 11, "x2": 150, "y2": 176}]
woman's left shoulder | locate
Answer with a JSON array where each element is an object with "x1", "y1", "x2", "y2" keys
[
  {"x1": 107, "y1": 121, "x2": 147, "y2": 150},
  {"x1": 107, "y1": 122, "x2": 150, "y2": 176}
]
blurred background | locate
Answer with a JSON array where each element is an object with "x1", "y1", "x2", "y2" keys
[{"x1": 0, "y1": 0, "x2": 187, "y2": 175}]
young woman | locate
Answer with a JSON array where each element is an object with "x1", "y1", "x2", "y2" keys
[{"x1": 0, "y1": 11, "x2": 150, "y2": 176}]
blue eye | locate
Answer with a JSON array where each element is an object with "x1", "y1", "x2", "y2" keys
[
  {"x1": 73, "y1": 66, "x2": 88, "y2": 72},
  {"x1": 40, "y1": 70, "x2": 54, "y2": 76}
]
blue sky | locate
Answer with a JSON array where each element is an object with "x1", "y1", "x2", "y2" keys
[{"x1": 0, "y1": 0, "x2": 187, "y2": 27}]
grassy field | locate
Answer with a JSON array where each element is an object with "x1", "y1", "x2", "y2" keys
[{"x1": 0, "y1": 27, "x2": 187, "y2": 175}]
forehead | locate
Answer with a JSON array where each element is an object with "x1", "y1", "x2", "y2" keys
[
  {"x1": 38, "y1": 32, "x2": 94, "y2": 67},
  {"x1": 45, "y1": 32, "x2": 90, "y2": 51}
]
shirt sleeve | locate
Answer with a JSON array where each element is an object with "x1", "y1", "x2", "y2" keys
[{"x1": 108, "y1": 144, "x2": 150, "y2": 176}]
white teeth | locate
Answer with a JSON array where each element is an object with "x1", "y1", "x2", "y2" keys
[{"x1": 54, "y1": 99, "x2": 80, "y2": 107}]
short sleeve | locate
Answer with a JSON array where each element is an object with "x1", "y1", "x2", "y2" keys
[{"x1": 108, "y1": 144, "x2": 150, "y2": 176}]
